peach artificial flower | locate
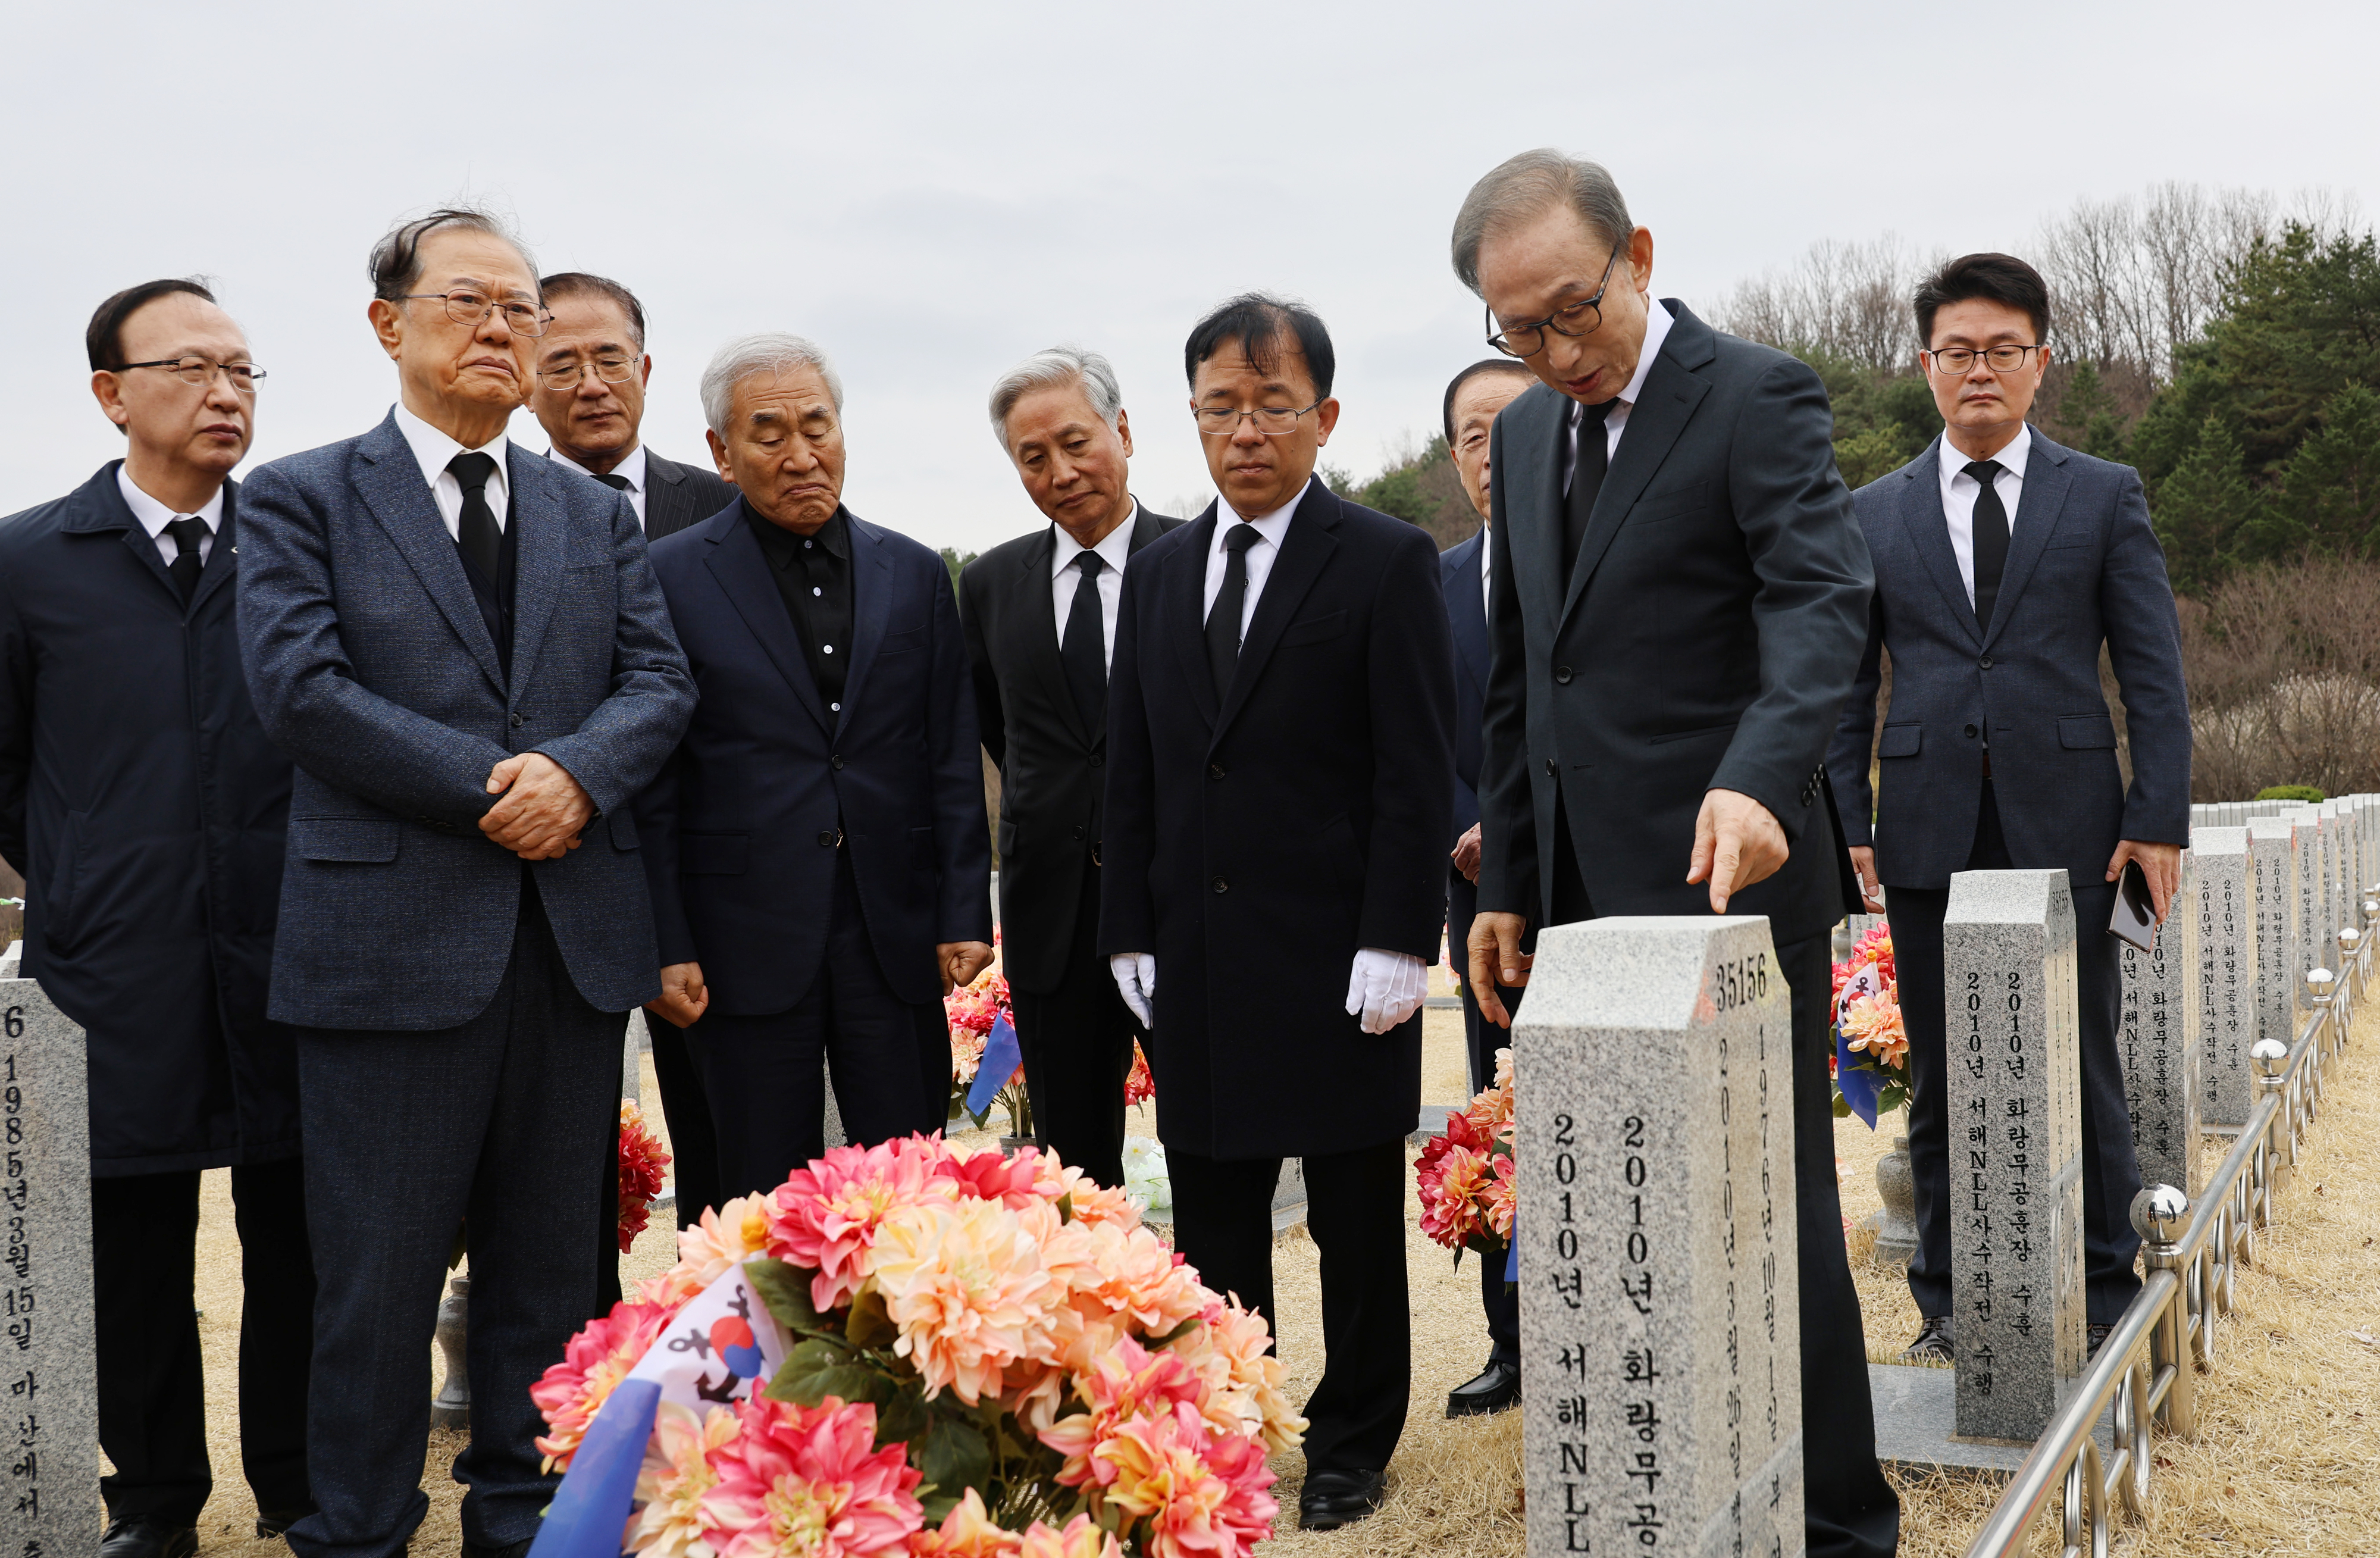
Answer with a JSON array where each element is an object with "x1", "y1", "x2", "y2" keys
[
  {"x1": 1169, "y1": 1299, "x2": 1305, "y2": 1455},
  {"x1": 866, "y1": 1194, "x2": 1074, "y2": 1406},
  {"x1": 644, "y1": 1194, "x2": 778, "y2": 1307},
  {"x1": 630, "y1": 1402, "x2": 741, "y2": 1557},
  {"x1": 1015, "y1": 1517, "x2": 1123, "y2": 1558},
  {"x1": 904, "y1": 1489, "x2": 1022, "y2": 1557},
  {"x1": 1090, "y1": 1403, "x2": 1277, "y2": 1558}
]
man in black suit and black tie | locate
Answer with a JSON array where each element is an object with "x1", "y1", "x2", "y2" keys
[
  {"x1": 1452, "y1": 150, "x2": 1899, "y2": 1557},
  {"x1": 958, "y1": 348, "x2": 1179, "y2": 1191},
  {"x1": 1100, "y1": 295, "x2": 1453, "y2": 1532},
  {"x1": 528, "y1": 271, "x2": 737, "y2": 542},
  {"x1": 523, "y1": 270, "x2": 731, "y2": 1277},
  {"x1": 1435, "y1": 355, "x2": 1535, "y2": 1421}
]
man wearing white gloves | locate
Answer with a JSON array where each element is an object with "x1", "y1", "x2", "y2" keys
[{"x1": 1098, "y1": 293, "x2": 1454, "y2": 1532}]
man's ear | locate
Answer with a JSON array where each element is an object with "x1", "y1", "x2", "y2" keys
[
  {"x1": 1115, "y1": 406, "x2": 1134, "y2": 459},
  {"x1": 90, "y1": 370, "x2": 131, "y2": 433},
  {"x1": 706, "y1": 427, "x2": 733, "y2": 483}
]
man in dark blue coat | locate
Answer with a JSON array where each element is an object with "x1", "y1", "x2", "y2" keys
[
  {"x1": 0, "y1": 279, "x2": 314, "y2": 1558},
  {"x1": 1100, "y1": 295, "x2": 1454, "y2": 1532},
  {"x1": 237, "y1": 209, "x2": 695, "y2": 1558},
  {"x1": 635, "y1": 333, "x2": 993, "y2": 1200},
  {"x1": 1435, "y1": 356, "x2": 1535, "y2": 1421},
  {"x1": 1829, "y1": 252, "x2": 2190, "y2": 1364}
]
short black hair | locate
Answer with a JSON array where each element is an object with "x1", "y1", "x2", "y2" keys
[
  {"x1": 87, "y1": 277, "x2": 216, "y2": 371},
  {"x1": 1442, "y1": 358, "x2": 1535, "y2": 443},
  {"x1": 540, "y1": 271, "x2": 647, "y2": 349},
  {"x1": 1913, "y1": 252, "x2": 2051, "y2": 348},
  {"x1": 368, "y1": 206, "x2": 536, "y2": 304},
  {"x1": 1183, "y1": 292, "x2": 1335, "y2": 401}
]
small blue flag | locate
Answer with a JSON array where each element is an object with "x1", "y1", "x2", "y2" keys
[
  {"x1": 1835, "y1": 1023, "x2": 1880, "y2": 1130},
  {"x1": 1504, "y1": 1220, "x2": 1518, "y2": 1284},
  {"x1": 527, "y1": 1377, "x2": 660, "y2": 1558},
  {"x1": 966, "y1": 1015, "x2": 1022, "y2": 1119}
]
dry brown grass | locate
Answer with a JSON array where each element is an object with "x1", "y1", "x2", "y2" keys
[{"x1": 173, "y1": 997, "x2": 2379, "y2": 1556}]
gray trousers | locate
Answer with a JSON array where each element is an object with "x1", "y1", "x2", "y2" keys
[{"x1": 286, "y1": 887, "x2": 618, "y2": 1558}]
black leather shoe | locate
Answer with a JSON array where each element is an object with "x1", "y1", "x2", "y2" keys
[
  {"x1": 2087, "y1": 1322, "x2": 2115, "y2": 1359},
  {"x1": 1445, "y1": 1357, "x2": 1521, "y2": 1418},
  {"x1": 1299, "y1": 1468, "x2": 1387, "y2": 1531},
  {"x1": 462, "y1": 1541, "x2": 533, "y2": 1558},
  {"x1": 100, "y1": 1518, "x2": 199, "y2": 1558},
  {"x1": 256, "y1": 1506, "x2": 315, "y2": 1540},
  {"x1": 1903, "y1": 1315, "x2": 1954, "y2": 1363}
]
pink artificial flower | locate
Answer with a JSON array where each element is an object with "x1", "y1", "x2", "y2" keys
[
  {"x1": 701, "y1": 1395, "x2": 924, "y2": 1558},
  {"x1": 1167, "y1": 1299, "x2": 1305, "y2": 1454},
  {"x1": 1090, "y1": 1403, "x2": 1277, "y2": 1558},
  {"x1": 620, "y1": 1099, "x2": 674, "y2": 1254},
  {"x1": 937, "y1": 1144, "x2": 1049, "y2": 1210},
  {"x1": 1123, "y1": 1042, "x2": 1155, "y2": 1109},
  {"x1": 1031, "y1": 1156, "x2": 1143, "y2": 1231},
  {"x1": 1038, "y1": 1337, "x2": 1207, "y2": 1487},
  {"x1": 1416, "y1": 1143, "x2": 1493, "y2": 1250},
  {"x1": 904, "y1": 1488, "x2": 1021, "y2": 1557},
  {"x1": 532, "y1": 1300, "x2": 675, "y2": 1469},
  {"x1": 1482, "y1": 1153, "x2": 1517, "y2": 1243},
  {"x1": 772, "y1": 1136, "x2": 956, "y2": 1312},
  {"x1": 1016, "y1": 1518, "x2": 1122, "y2": 1558}
]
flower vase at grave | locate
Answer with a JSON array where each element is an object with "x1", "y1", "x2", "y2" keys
[{"x1": 1869, "y1": 1135, "x2": 1920, "y2": 1268}]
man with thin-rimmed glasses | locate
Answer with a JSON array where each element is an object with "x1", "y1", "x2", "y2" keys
[
  {"x1": 1, "y1": 279, "x2": 315, "y2": 1557},
  {"x1": 237, "y1": 207, "x2": 693, "y2": 1558}
]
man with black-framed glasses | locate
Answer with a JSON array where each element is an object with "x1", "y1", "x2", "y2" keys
[
  {"x1": 1828, "y1": 251, "x2": 2189, "y2": 1374},
  {"x1": 1452, "y1": 148, "x2": 1900, "y2": 1558},
  {"x1": 527, "y1": 272, "x2": 734, "y2": 542},
  {"x1": 1, "y1": 277, "x2": 314, "y2": 1557}
]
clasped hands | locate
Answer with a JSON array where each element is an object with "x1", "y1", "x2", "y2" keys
[
  {"x1": 1109, "y1": 946, "x2": 1429, "y2": 1035},
  {"x1": 1466, "y1": 787, "x2": 1786, "y2": 1028},
  {"x1": 480, "y1": 752, "x2": 594, "y2": 860}
]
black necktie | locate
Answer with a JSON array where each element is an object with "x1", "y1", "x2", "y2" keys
[
  {"x1": 1563, "y1": 400, "x2": 1618, "y2": 584},
  {"x1": 164, "y1": 517, "x2": 208, "y2": 604},
  {"x1": 592, "y1": 472, "x2": 631, "y2": 492},
  {"x1": 1061, "y1": 551, "x2": 1108, "y2": 734},
  {"x1": 448, "y1": 451, "x2": 502, "y2": 583},
  {"x1": 1965, "y1": 459, "x2": 2009, "y2": 631},
  {"x1": 1206, "y1": 523, "x2": 1261, "y2": 699}
]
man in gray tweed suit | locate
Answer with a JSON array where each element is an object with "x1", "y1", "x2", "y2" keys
[{"x1": 237, "y1": 207, "x2": 694, "y2": 1558}]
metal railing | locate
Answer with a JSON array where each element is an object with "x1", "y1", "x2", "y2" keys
[{"x1": 1961, "y1": 895, "x2": 2378, "y2": 1558}]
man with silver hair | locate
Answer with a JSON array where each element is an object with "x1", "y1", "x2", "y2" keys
[
  {"x1": 632, "y1": 332, "x2": 992, "y2": 1199},
  {"x1": 957, "y1": 347, "x2": 1182, "y2": 1190},
  {"x1": 1452, "y1": 149, "x2": 1899, "y2": 1556}
]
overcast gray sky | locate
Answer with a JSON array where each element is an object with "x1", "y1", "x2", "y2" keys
[{"x1": 10, "y1": 1, "x2": 2375, "y2": 550}]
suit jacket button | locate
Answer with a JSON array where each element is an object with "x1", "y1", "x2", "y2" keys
[
  {"x1": 1544, "y1": 758, "x2": 1557, "y2": 778},
  {"x1": 1212, "y1": 877, "x2": 1229, "y2": 894},
  {"x1": 831, "y1": 755, "x2": 845, "y2": 770},
  {"x1": 1073, "y1": 824, "x2": 1086, "y2": 840},
  {"x1": 1090, "y1": 753, "x2": 1104, "y2": 768},
  {"x1": 1208, "y1": 763, "x2": 1226, "y2": 780},
  {"x1": 1554, "y1": 665, "x2": 1573, "y2": 684},
  {"x1": 818, "y1": 831, "x2": 837, "y2": 847},
  {"x1": 509, "y1": 712, "x2": 524, "y2": 728},
  {"x1": 1978, "y1": 655, "x2": 1994, "y2": 669},
  {"x1": 1964, "y1": 723, "x2": 1980, "y2": 739}
]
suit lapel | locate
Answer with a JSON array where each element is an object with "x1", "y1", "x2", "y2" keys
[
  {"x1": 353, "y1": 414, "x2": 505, "y2": 694},
  {"x1": 1560, "y1": 333, "x2": 1712, "y2": 626},
  {"x1": 1166, "y1": 506, "x2": 1221, "y2": 729},
  {"x1": 1446, "y1": 530, "x2": 1489, "y2": 691},
  {"x1": 1214, "y1": 477, "x2": 1338, "y2": 744},
  {"x1": 1015, "y1": 527, "x2": 1090, "y2": 747},
  {"x1": 503, "y1": 450, "x2": 566, "y2": 695},
  {"x1": 835, "y1": 512, "x2": 894, "y2": 735},
  {"x1": 1899, "y1": 440, "x2": 1980, "y2": 646},
  {"x1": 705, "y1": 506, "x2": 830, "y2": 734},
  {"x1": 1983, "y1": 429, "x2": 2073, "y2": 649},
  {"x1": 1512, "y1": 390, "x2": 1571, "y2": 634}
]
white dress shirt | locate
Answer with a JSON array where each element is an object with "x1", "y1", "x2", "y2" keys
[
  {"x1": 393, "y1": 402, "x2": 511, "y2": 539},
  {"x1": 1562, "y1": 298, "x2": 1676, "y2": 495},
  {"x1": 115, "y1": 466, "x2": 224, "y2": 568},
  {"x1": 1936, "y1": 424, "x2": 2031, "y2": 609},
  {"x1": 1479, "y1": 520, "x2": 1493, "y2": 617},
  {"x1": 1201, "y1": 484, "x2": 1307, "y2": 638},
  {"x1": 1050, "y1": 502, "x2": 1139, "y2": 670},
  {"x1": 550, "y1": 442, "x2": 647, "y2": 527}
]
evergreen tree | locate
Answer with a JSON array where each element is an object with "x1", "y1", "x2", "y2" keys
[
  {"x1": 2273, "y1": 382, "x2": 2380, "y2": 556},
  {"x1": 2154, "y1": 414, "x2": 2259, "y2": 595}
]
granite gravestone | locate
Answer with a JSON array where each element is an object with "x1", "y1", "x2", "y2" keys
[
  {"x1": 1517, "y1": 916, "x2": 1802, "y2": 1558},
  {"x1": 2289, "y1": 814, "x2": 2322, "y2": 1018},
  {"x1": 2248, "y1": 819, "x2": 2300, "y2": 1053},
  {"x1": 1943, "y1": 870, "x2": 2084, "y2": 1443},
  {"x1": 0, "y1": 978, "x2": 99, "y2": 1549},
  {"x1": 2189, "y1": 828, "x2": 2258, "y2": 1128},
  {"x1": 2119, "y1": 856, "x2": 2200, "y2": 1196}
]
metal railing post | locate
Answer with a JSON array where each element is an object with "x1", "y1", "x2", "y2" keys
[
  {"x1": 2134, "y1": 1185, "x2": 2196, "y2": 1437},
  {"x1": 2253, "y1": 1037, "x2": 2291, "y2": 1210}
]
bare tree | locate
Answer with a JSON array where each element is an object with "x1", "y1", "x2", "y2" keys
[{"x1": 1713, "y1": 234, "x2": 1938, "y2": 370}]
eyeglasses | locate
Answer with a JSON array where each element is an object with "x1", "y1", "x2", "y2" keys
[
  {"x1": 1924, "y1": 344, "x2": 2043, "y2": 375},
  {"x1": 1487, "y1": 246, "x2": 1621, "y2": 358},
  {"x1": 117, "y1": 357, "x2": 265, "y2": 393},
  {"x1": 1192, "y1": 400, "x2": 1324, "y2": 436},
  {"x1": 537, "y1": 353, "x2": 638, "y2": 391},
  {"x1": 404, "y1": 290, "x2": 552, "y2": 337}
]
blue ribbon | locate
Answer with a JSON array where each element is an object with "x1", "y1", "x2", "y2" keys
[
  {"x1": 965, "y1": 1014, "x2": 1022, "y2": 1119},
  {"x1": 526, "y1": 1378, "x2": 660, "y2": 1558}
]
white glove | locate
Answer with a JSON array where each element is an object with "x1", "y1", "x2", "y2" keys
[
  {"x1": 1345, "y1": 947, "x2": 1430, "y2": 1034},
  {"x1": 1110, "y1": 952, "x2": 1157, "y2": 1027}
]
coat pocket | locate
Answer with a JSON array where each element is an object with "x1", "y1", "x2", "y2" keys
[
  {"x1": 878, "y1": 624, "x2": 927, "y2": 656},
  {"x1": 2058, "y1": 715, "x2": 2118, "y2": 750},
  {"x1": 679, "y1": 832, "x2": 750, "y2": 874},
  {"x1": 1877, "y1": 724, "x2": 1922, "y2": 758},
  {"x1": 44, "y1": 810, "x2": 92, "y2": 943},
  {"x1": 289, "y1": 817, "x2": 402, "y2": 863},
  {"x1": 1277, "y1": 609, "x2": 1347, "y2": 647},
  {"x1": 607, "y1": 811, "x2": 640, "y2": 851}
]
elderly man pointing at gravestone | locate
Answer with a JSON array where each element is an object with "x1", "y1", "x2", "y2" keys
[
  {"x1": 238, "y1": 207, "x2": 694, "y2": 1558},
  {"x1": 1454, "y1": 151, "x2": 1900, "y2": 1557}
]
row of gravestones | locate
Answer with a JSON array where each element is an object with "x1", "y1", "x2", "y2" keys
[
  {"x1": 1512, "y1": 795, "x2": 2380, "y2": 1557},
  {"x1": 2, "y1": 794, "x2": 2371, "y2": 1549}
]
